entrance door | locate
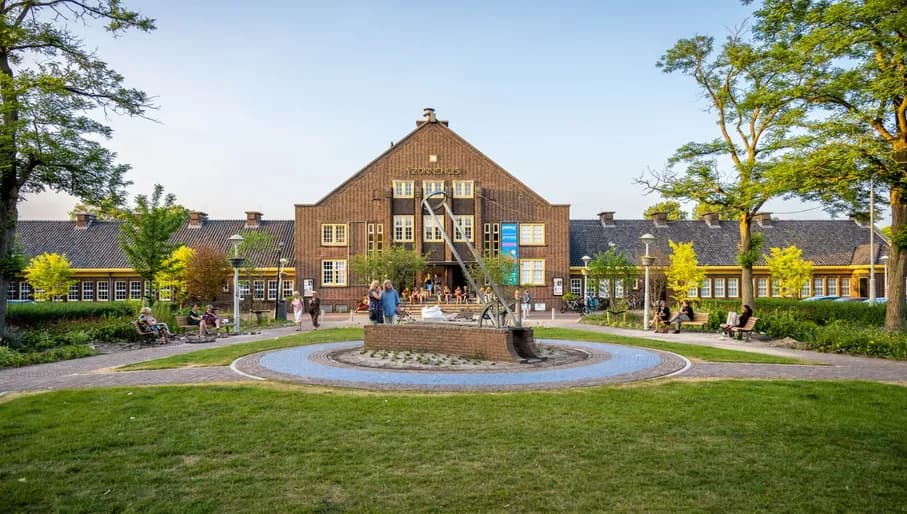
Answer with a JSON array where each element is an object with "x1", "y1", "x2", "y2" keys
[{"x1": 858, "y1": 277, "x2": 868, "y2": 297}]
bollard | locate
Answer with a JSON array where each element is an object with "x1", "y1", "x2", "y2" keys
[{"x1": 551, "y1": 307, "x2": 555, "y2": 320}]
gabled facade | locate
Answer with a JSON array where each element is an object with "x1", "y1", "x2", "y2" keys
[{"x1": 294, "y1": 109, "x2": 571, "y2": 312}]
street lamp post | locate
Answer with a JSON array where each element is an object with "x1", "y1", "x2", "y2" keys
[
  {"x1": 276, "y1": 257, "x2": 289, "y2": 320},
  {"x1": 640, "y1": 233, "x2": 656, "y2": 330},
  {"x1": 274, "y1": 241, "x2": 285, "y2": 320},
  {"x1": 581, "y1": 255, "x2": 591, "y2": 308},
  {"x1": 229, "y1": 234, "x2": 245, "y2": 335},
  {"x1": 869, "y1": 174, "x2": 876, "y2": 303}
]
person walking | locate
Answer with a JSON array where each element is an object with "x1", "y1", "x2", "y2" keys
[
  {"x1": 290, "y1": 291, "x2": 305, "y2": 331},
  {"x1": 521, "y1": 289, "x2": 532, "y2": 319},
  {"x1": 380, "y1": 279, "x2": 401, "y2": 325},
  {"x1": 309, "y1": 291, "x2": 321, "y2": 329}
]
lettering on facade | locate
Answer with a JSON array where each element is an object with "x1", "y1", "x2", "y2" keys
[{"x1": 407, "y1": 167, "x2": 463, "y2": 176}]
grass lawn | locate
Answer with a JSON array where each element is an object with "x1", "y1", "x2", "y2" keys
[
  {"x1": 1, "y1": 381, "x2": 905, "y2": 512},
  {"x1": 122, "y1": 326, "x2": 807, "y2": 371}
]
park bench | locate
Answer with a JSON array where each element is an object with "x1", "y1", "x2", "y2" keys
[
  {"x1": 730, "y1": 316, "x2": 759, "y2": 342},
  {"x1": 132, "y1": 320, "x2": 158, "y2": 342},
  {"x1": 684, "y1": 312, "x2": 710, "y2": 330}
]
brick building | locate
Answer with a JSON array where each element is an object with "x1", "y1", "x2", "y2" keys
[{"x1": 294, "y1": 108, "x2": 571, "y2": 312}]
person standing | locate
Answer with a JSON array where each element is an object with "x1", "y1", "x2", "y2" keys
[
  {"x1": 521, "y1": 289, "x2": 532, "y2": 319},
  {"x1": 290, "y1": 291, "x2": 304, "y2": 331},
  {"x1": 380, "y1": 279, "x2": 401, "y2": 325},
  {"x1": 368, "y1": 280, "x2": 383, "y2": 324},
  {"x1": 309, "y1": 291, "x2": 321, "y2": 329}
]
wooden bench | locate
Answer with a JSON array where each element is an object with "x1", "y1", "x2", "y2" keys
[
  {"x1": 730, "y1": 317, "x2": 759, "y2": 341},
  {"x1": 132, "y1": 321, "x2": 159, "y2": 342},
  {"x1": 684, "y1": 312, "x2": 710, "y2": 329}
]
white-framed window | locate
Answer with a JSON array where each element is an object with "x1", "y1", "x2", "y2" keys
[
  {"x1": 615, "y1": 279, "x2": 624, "y2": 298},
  {"x1": 452, "y1": 180, "x2": 474, "y2": 198},
  {"x1": 800, "y1": 281, "x2": 811, "y2": 298},
  {"x1": 6, "y1": 281, "x2": 17, "y2": 300},
  {"x1": 519, "y1": 259, "x2": 545, "y2": 285},
  {"x1": 114, "y1": 281, "x2": 127, "y2": 301},
  {"x1": 321, "y1": 224, "x2": 347, "y2": 246},
  {"x1": 453, "y1": 215, "x2": 474, "y2": 242},
  {"x1": 129, "y1": 281, "x2": 142, "y2": 300},
  {"x1": 68, "y1": 283, "x2": 79, "y2": 302},
  {"x1": 367, "y1": 223, "x2": 384, "y2": 256},
  {"x1": 423, "y1": 180, "x2": 445, "y2": 197},
  {"x1": 267, "y1": 280, "x2": 278, "y2": 300},
  {"x1": 757, "y1": 277, "x2": 768, "y2": 297},
  {"x1": 81, "y1": 281, "x2": 93, "y2": 301},
  {"x1": 322, "y1": 260, "x2": 347, "y2": 286},
  {"x1": 484, "y1": 223, "x2": 500, "y2": 256},
  {"x1": 282, "y1": 280, "x2": 294, "y2": 298},
  {"x1": 423, "y1": 215, "x2": 444, "y2": 242},
  {"x1": 253, "y1": 280, "x2": 265, "y2": 300},
  {"x1": 827, "y1": 277, "x2": 837, "y2": 296},
  {"x1": 570, "y1": 278, "x2": 582, "y2": 296},
  {"x1": 159, "y1": 286, "x2": 173, "y2": 301},
  {"x1": 771, "y1": 279, "x2": 780, "y2": 297},
  {"x1": 20, "y1": 282, "x2": 33, "y2": 301},
  {"x1": 97, "y1": 281, "x2": 109, "y2": 301},
  {"x1": 393, "y1": 215, "x2": 414, "y2": 242},
  {"x1": 687, "y1": 285, "x2": 698, "y2": 298},
  {"x1": 813, "y1": 278, "x2": 824, "y2": 296},
  {"x1": 713, "y1": 278, "x2": 725, "y2": 298},
  {"x1": 841, "y1": 277, "x2": 851, "y2": 296},
  {"x1": 239, "y1": 280, "x2": 250, "y2": 298},
  {"x1": 727, "y1": 278, "x2": 739, "y2": 298},
  {"x1": 519, "y1": 223, "x2": 545, "y2": 245},
  {"x1": 392, "y1": 180, "x2": 414, "y2": 198},
  {"x1": 700, "y1": 279, "x2": 711, "y2": 298}
]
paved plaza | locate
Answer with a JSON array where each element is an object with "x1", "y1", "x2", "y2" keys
[{"x1": 1, "y1": 312, "x2": 905, "y2": 396}]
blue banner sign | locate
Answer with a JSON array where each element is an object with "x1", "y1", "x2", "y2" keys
[{"x1": 501, "y1": 222, "x2": 519, "y2": 285}]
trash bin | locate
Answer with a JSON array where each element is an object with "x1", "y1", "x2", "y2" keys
[{"x1": 276, "y1": 299, "x2": 287, "y2": 320}]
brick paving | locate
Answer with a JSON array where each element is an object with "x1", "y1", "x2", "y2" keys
[{"x1": 1, "y1": 312, "x2": 905, "y2": 395}]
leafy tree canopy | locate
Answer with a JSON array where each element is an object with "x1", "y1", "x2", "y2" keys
[
  {"x1": 24, "y1": 252, "x2": 75, "y2": 301},
  {"x1": 765, "y1": 245, "x2": 813, "y2": 299},
  {"x1": 644, "y1": 201, "x2": 687, "y2": 220},
  {"x1": 665, "y1": 240, "x2": 705, "y2": 305}
]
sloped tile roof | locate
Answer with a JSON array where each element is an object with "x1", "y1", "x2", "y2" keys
[
  {"x1": 569, "y1": 219, "x2": 887, "y2": 267},
  {"x1": 16, "y1": 219, "x2": 295, "y2": 269}
]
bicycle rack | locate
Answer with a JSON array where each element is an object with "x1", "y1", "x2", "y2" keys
[{"x1": 421, "y1": 190, "x2": 520, "y2": 329}]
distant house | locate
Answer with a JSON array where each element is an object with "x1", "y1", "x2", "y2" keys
[
  {"x1": 12, "y1": 211, "x2": 294, "y2": 306},
  {"x1": 569, "y1": 211, "x2": 889, "y2": 302}
]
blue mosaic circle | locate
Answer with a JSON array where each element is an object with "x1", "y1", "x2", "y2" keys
[{"x1": 240, "y1": 339, "x2": 686, "y2": 391}]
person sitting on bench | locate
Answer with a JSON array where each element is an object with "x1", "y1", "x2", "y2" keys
[
  {"x1": 138, "y1": 307, "x2": 171, "y2": 344},
  {"x1": 200, "y1": 304, "x2": 222, "y2": 336},
  {"x1": 669, "y1": 300, "x2": 694, "y2": 333},
  {"x1": 187, "y1": 304, "x2": 202, "y2": 330},
  {"x1": 722, "y1": 304, "x2": 753, "y2": 337},
  {"x1": 650, "y1": 300, "x2": 670, "y2": 331}
]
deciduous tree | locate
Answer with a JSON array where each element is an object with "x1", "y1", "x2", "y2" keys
[
  {"x1": 350, "y1": 246, "x2": 427, "y2": 293},
  {"x1": 587, "y1": 247, "x2": 639, "y2": 309},
  {"x1": 665, "y1": 240, "x2": 705, "y2": 305},
  {"x1": 644, "y1": 201, "x2": 687, "y2": 220},
  {"x1": 119, "y1": 185, "x2": 187, "y2": 305},
  {"x1": 750, "y1": 0, "x2": 907, "y2": 329},
  {"x1": 186, "y1": 245, "x2": 231, "y2": 303},
  {"x1": 156, "y1": 246, "x2": 195, "y2": 308},
  {"x1": 765, "y1": 245, "x2": 813, "y2": 298},
  {"x1": 0, "y1": 1, "x2": 154, "y2": 333},
  {"x1": 639, "y1": 29, "x2": 807, "y2": 309},
  {"x1": 24, "y1": 253, "x2": 75, "y2": 301}
]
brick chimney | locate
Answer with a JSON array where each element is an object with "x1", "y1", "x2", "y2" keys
[
  {"x1": 651, "y1": 211, "x2": 668, "y2": 228},
  {"x1": 597, "y1": 211, "x2": 615, "y2": 227},
  {"x1": 701, "y1": 212, "x2": 720, "y2": 228},
  {"x1": 188, "y1": 211, "x2": 208, "y2": 228},
  {"x1": 74, "y1": 213, "x2": 95, "y2": 230},
  {"x1": 245, "y1": 211, "x2": 263, "y2": 228},
  {"x1": 754, "y1": 212, "x2": 772, "y2": 227}
]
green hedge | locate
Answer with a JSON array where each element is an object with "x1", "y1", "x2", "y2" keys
[{"x1": 6, "y1": 301, "x2": 140, "y2": 328}]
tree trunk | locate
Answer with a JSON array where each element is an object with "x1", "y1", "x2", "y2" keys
[
  {"x1": 885, "y1": 186, "x2": 906, "y2": 330},
  {"x1": 0, "y1": 50, "x2": 20, "y2": 337},
  {"x1": 739, "y1": 218, "x2": 755, "y2": 309}
]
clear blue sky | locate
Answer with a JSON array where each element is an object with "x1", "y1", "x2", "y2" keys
[{"x1": 20, "y1": 0, "x2": 857, "y2": 223}]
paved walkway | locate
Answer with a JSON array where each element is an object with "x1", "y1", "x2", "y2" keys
[{"x1": 1, "y1": 313, "x2": 905, "y2": 395}]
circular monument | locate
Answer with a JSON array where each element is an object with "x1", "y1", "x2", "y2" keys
[{"x1": 233, "y1": 339, "x2": 688, "y2": 391}]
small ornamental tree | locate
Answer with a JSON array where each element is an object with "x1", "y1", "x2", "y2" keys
[
  {"x1": 467, "y1": 252, "x2": 518, "y2": 300},
  {"x1": 665, "y1": 240, "x2": 705, "y2": 305},
  {"x1": 765, "y1": 245, "x2": 813, "y2": 299},
  {"x1": 587, "y1": 248, "x2": 639, "y2": 309},
  {"x1": 351, "y1": 246, "x2": 427, "y2": 292},
  {"x1": 24, "y1": 253, "x2": 76, "y2": 301},
  {"x1": 186, "y1": 245, "x2": 231, "y2": 303},
  {"x1": 119, "y1": 185, "x2": 187, "y2": 305},
  {"x1": 156, "y1": 246, "x2": 195, "y2": 308}
]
